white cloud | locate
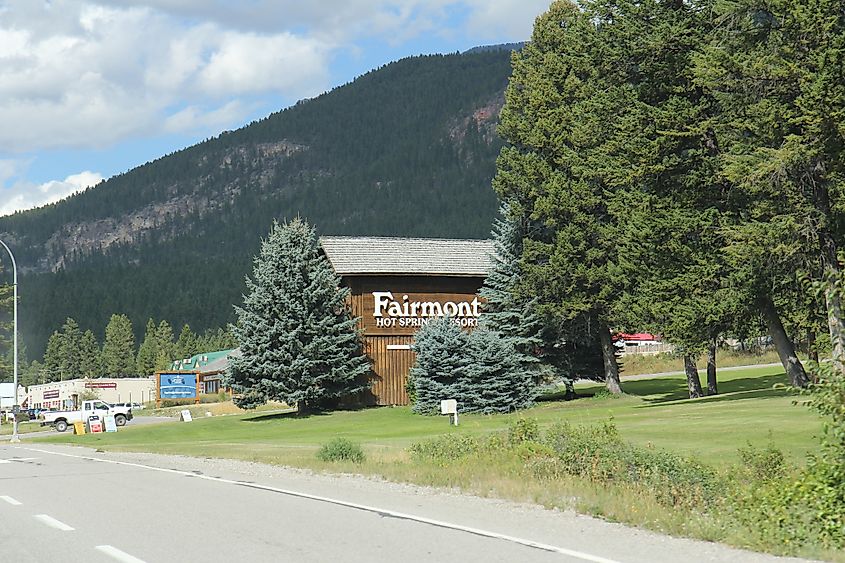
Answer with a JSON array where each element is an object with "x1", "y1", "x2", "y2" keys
[
  {"x1": 0, "y1": 1, "x2": 332, "y2": 153},
  {"x1": 463, "y1": 0, "x2": 549, "y2": 40},
  {"x1": 0, "y1": 1, "x2": 545, "y2": 156},
  {"x1": 198, "y1": 31, "x2": 331, "y2": 97},
  {"x1": 0, "y1": 168, "x2": 104, "y2": 217}
]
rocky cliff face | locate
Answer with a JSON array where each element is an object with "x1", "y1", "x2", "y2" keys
[{"x1": 23, "y1": 140, "x2": 309, "y2": 273}]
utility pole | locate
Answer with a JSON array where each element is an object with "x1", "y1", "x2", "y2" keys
[{"x1": 0, "y1": 238, "x2": 20, "y2": 443}]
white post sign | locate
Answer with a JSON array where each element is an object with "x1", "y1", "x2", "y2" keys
[
  {"x1": 440, "y1": 399, "x2": 458, "y2": 426},
  {"x1": 180, "y1": 409, "x2": 193, "y2": 422}
]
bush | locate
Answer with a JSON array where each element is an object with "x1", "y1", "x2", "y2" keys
[
  {"x1": 316, "y1": 437, "x2": 365, "y2": 464},
  {"x1": 540, "y1": 420, "x2": 718, "y2": 508},
  {"x1": 508, "y1": 417, "x2": 540, "y2": 445},
  {"x1": 199, "y1": 393, "x2": 229, "y2": 404},
  {"x1": 737, "y1": 442, "x2": 786, "y2": 482},
  {"x1": 409, "y1": 434, "x2": 480, "y2": 464}
]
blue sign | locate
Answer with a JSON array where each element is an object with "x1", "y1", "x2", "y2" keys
[{"x1": 159, "y1": 372, "x2": 197, "y2": 399}]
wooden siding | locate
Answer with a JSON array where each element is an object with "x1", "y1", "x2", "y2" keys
[
  {"x1": 345, "y1": 275, "x2": 486, "y2": 406},
  {"x1": 365, "y1": 335, "x2": 415, "y2": 406}
]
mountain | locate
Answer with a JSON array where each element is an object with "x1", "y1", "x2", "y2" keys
[{"x1": 0, "y1": 50, "x2": 514, "y2": 357}]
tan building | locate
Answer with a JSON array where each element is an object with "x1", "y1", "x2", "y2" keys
[
  {"x1": 320, "y1": 236, "x2": 494, "y2": 406},
  {"x1": 28, "y1": 377, "x2": 156, "y2": 410}
]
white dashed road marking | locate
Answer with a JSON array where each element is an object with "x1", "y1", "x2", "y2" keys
[
  {"x1": 96, "y1": 545, "x2": 147, "y2": 563},
  {"x1": 34, "y1": 514, "x2": 75, "y2": 531},
  {"x1": 0, "y1": 495, "x2": 22, "y2": 505}
]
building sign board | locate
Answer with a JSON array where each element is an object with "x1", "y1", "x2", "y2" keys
[
  {"x1": 43, "y1": 390, "x2": 60, "y2": 400},
  {"x1": 158, "y1": 372, "x2": 198, "y2": 400},
  {"x1": 370, "y1": 291, "x2": 481, "y2": 329},
  {"x1": 85, "y1": 382, "x2": 118, "y2": 389}
]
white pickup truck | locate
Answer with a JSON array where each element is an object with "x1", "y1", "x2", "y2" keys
[{"x1": 41, "y1": 400, "x2": 133, "y2": 432}]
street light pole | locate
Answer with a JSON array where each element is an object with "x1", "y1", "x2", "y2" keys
[{"x1": 0, "y1": 238, "x2": 20, "y2": 443}]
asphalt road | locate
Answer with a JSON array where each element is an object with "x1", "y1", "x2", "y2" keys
[{"x1": 0, "y1": 443, "x2": 813, "y2": 563}]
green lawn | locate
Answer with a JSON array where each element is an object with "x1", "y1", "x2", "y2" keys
[{"x1": 39, "y1": 364, "x2": 822, "y2": 467}]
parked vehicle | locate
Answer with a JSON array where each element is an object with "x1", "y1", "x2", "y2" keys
[
  {"x1": 41, "y1": 400, "x2": 133, "y2": 432},
  {"x1": 110, "y1": 402, "x2": 145, "y2": 411}
]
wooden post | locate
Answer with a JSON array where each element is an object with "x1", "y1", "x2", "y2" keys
[{"x1": 155, "y1": 372, "x2": 161, "y2": 408}]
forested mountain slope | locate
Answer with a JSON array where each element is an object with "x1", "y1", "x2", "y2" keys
[{"x1": 0, "y1": 50, "x2": 513, "y2": 355}]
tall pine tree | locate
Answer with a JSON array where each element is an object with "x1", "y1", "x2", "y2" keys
[
  {"x1": 226, "y1": 218, "x2": 370, "y2": 413},
  {"x1": 102, "y1": 314, "x2": 136, "y2": 377},
  {"x1": 494, "y1": 0, "x2": 628, "y2": 394}
]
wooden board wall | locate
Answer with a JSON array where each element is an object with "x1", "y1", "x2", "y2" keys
[
  {"x1": 365, "y1": 335, "x2": 415, "y2": 406},
  {"x1": 347, "y1": 275, "x2": 485, "y2": 406}
]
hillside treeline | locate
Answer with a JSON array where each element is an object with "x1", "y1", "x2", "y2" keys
[{"x1": 0, "y1": 50, "x2": 514, "y2": 355}]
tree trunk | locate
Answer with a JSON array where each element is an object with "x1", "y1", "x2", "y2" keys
[
  {"x1": 684, "y1": 355, "x2": 703, "y2": 399},
  {"x1": 598, "y1": 324, "x2": 623, "y2": 395},
  {"x1": 297, "y1": 399, "x2": 310, "y2": 416},
  {"x1": 817, "y1": 190, "x2": 845, "y2": 373},
  {"x1": 760, "y1": 295, "x2": 809, "y2": 387},
  {"x1": 706, "y1": 338, "x2": 718, "y2": 395},
  {"x1": 824, "y1": 281, "x2": 845, "y2": 373},
  {"x1": 808, "y1": 328, "x2": 818, "y2": 364}
]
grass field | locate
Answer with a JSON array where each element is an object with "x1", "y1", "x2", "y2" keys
[
  {"x1": 39, "y1": 364, "x2": 822, "y2": 467},
  {"x1": 619, "y1": 348, "x2": 781, "y2": 375}
]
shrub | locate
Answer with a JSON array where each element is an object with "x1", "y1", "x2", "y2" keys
[
  {"x1": 409, "y1": 434, "x2": 480, "y2": 464},
  {"x1": 316, "y1": 437, "x2": 365, "y2": 464},
  {"x1": 514, "y1": 440, "x2": 556, "y2": 462},
  {"x1": 199, "y1": 393, "x2": 225, "y2": 404},
  {"x1": 541, "y1": 420, "x2": 718, "y2": 508},
  {"x1": 737, "y1": 442, "x2": 786, "y2": 482},
  {"x1": 508, "y1": 417, "x2": 540, "y2": 445}
]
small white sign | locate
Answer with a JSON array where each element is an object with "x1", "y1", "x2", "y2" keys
[
  {"x1": 104, "y1": 415, "x2": 118, "y2": 432},
  {"x1": 440, "y1": 399, "x2": 457, "y2": 415},
  {"x1": 180, "y1": 409, "x2": 193, "y2": 422}
]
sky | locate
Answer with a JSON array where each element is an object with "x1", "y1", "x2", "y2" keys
[{"x1": 0, "y1": 0, "x2": 550, "y2": 217}]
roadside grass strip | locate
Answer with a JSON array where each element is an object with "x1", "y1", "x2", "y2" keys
[{"x1": 27, "y1": 446, "x2": 620, "y2": 563}]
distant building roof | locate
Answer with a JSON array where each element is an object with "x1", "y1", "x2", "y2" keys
[
  {"x1": 319, "y1": 236, "x2": 495, "y2": 277},
  {"x1": 171, "y1": 349, "x2": 239, "y2": 374}
]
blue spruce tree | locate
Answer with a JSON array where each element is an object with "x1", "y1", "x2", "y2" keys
[
  {"x1": 479, "y1": 207, "x2": 548, "y2": 379},
  {"x1": 461, "y1": 328, "x2": 537, "y2": 413},
  {"x1": 410, "y1": 317, "x2": 537, "y2": 415},
  {"x1": 226, "y1": 218, "x2": 370, "y2": 413},
  {"x1": 409, "y1": 317, "x2": 467, "y2": 415},
  {"x1": 481, "y1": 205, "x2": 604, "y2": 396}
]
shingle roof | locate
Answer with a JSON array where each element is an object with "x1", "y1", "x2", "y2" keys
[
  {"x1": 171, "y1": 349, "x2": 239, "y2": 373},
  {"x1": 319, "y1": 236, "x2": 495, "y2": 277}
]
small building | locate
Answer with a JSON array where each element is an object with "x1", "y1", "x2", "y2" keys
[
  {"x1": 170, "y1": 349, "x2": 240, "y2": 394},
  {"x1": 27, "y1": 377, "x2": 156, "y2": 410},
  {"x1": 320, "y1": 236, "x2": 494, "y2": 406}
]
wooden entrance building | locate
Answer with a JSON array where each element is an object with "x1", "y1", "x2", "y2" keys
[{"x1": 320, "y1": 236, "x2": 494, "y2": 406}]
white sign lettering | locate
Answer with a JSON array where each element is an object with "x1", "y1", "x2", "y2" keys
[{"x1": 372, "y1": 292, "x2": 480, "y2": 328}]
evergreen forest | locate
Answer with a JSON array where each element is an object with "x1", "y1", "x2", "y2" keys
[{"x1": 0, "y1": 49, "x2": 514, "y2": 357}]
